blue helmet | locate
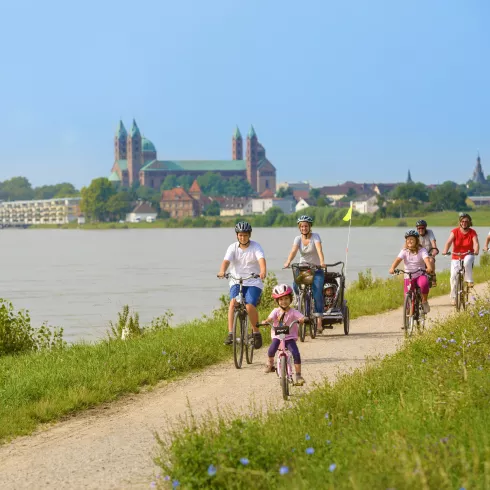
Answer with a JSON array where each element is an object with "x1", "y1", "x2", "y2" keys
[
  {"x1": 235, "y1": 221, "x2": 252, "y2": 233},
  {"x1": 297, "y1": 215, "x2": 313, "y2": 224},
  {"x1": 405, "y1": 229, "x2": 419, "y2": 239}
]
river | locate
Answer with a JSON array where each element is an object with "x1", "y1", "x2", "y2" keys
[{"x1": 0, "y1": 226, "x2": 485, "y2": 342}]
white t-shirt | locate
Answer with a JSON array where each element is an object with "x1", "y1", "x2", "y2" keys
[
  {"x1": 293, "y1": 232, "x2": 322, "y2": 265},
  {"x1": 224, "y1": 240, "x2": 265, "y2": 289},
  {"x1": 418, "y1": 229, "x2": 436, "y2": 251},
  {"x1": 397, "y1": 247, "x2": 429, "y2": 279}
]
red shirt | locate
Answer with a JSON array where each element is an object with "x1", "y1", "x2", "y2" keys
[{"x1": 451, "y1": 227, "x2": 477, "y2": 259}]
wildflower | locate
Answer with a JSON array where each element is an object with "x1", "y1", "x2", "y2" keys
[
  {"x1": 442, "y1": 345, "x2": 448, "y2": 349},
  {"x1": 422, "y1": 359, "x2": 426, "y2": 363},
  {"x1": 440, "y1": 436, "x2": 449, "y2": 444},
  {"x1": 172, "y1": 481, "x2": 180, "y2": 488},
  {"x1": 367, "y1": 390, "x2": 372, "y2": 394},
  {"x1": 328, "y1": 422, "x2": 332, "y2": 426},
  {"x1": 306, "y1": 447, "x2": 315, "y2": 455},
  {"x1": 207, "y1": 464, "x2": 217, "y2": 476},
  {"x1": 326, "y1": 440, "x2": 331, "y2": 444},
  {"x1": 449, "y1": 339, "x2": 456, "y2": 344},
  {"x1": 150, "y1": 483, "x2": 156, "y2": 488},
  {"x1": 164, "y1": 476, "x2": 170, "y2": 481},
  {"x1": 162, "y1": 351, "x2": 166, "y2": 355},
  {"x1": 305, "y1": 434, "x2": 311, "y2": 440},
  {"x1": 348, "y1": 410, "x2": 353, "y2": 415},
  {"x1": 324, "y1": 412, "x2": 329, "y2": 419},
  {"x1": 329, "y1": 463, "x2": 337, "y2": 472},
  {"x1": 455, "y1": 352, "x2": 460, "y2": 356},
  {"x1": 478, "y1": 366, "x2": 483, "y2": 371},
  {"x1": 359, "y1": 415, "x2": 364, "y2": 420},
  {"x1": 240, "y1": 458, "x2": 249, "y2": 465},
  {"x1": 279, "y1": 466, "x2": 289, "y2": 475},
  {"x1": 436, "y1": 337, "x2": 442, "y2": 343}
]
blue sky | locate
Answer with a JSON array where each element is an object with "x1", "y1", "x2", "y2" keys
[{"x1": 1, "y1": 0, "x2": 489, "y2": 189}]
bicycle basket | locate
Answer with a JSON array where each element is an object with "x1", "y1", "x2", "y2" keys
[
  {"x1": 292, "y1": 264, "x2": 314, "y2": 285},
  {"x1": 274, "y1": 325, "x2": 290, "y2": 336}
]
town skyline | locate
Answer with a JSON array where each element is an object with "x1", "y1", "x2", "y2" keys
[{"x1": 1, "y1": 1, "x2": 489, "y2": 188}]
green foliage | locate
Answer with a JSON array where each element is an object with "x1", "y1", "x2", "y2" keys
[
  {"x1": 390, "y1": 182, "x2": 430, "y2": 202},
  {"x1": 106, "y1": 191, "x2": 133, "y2": 221},
  {"x1": 309, "y1": 188, "x2": 320, "y2": 200},
  {"x1": 80, "y1": 177, "x2": 117, "y2": 222},
  {"x1": 203, "y1": 200, "x2": 220, "y2": 216},
  {"x1": 428, "y1": 182, "x2": 469, "y2": 212},
  {"x1": 161, "y1": 175, "x2": 178, "y2": 190},
  {"x1": 0, "y1": 299, "x2": 65, "y2": 356},
  {"x1": 276, "y1": 187, "x2": 293, "y2": 198},
  {"x1": 135, "y1": 186, "x2": 161, "y2": 210},
  {"x1": 107, "y1": 305, "x2": 141, "y2": 340},
  {"x1": 0, "y1": 177, "x2": 80, "y2": 201},
  {"x1": 157, "y1": 300, "x2": 490, "y2": 489}
]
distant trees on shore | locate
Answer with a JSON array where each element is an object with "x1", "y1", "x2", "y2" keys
[{"x1": 0, "y1": 177, "x2": 79, "y2": 201}]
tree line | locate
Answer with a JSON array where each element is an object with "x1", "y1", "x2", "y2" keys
[{"x1": 0, "y1": 177, "x2": 79, "y2": 201}]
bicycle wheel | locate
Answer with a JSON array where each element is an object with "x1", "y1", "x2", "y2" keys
[
  {"x1": 456, "y1": 274, "x2": 463, "y2": 312},
  {"x1": 461, "y1": 282, "x2": 469, "y2": 311},
  {"x1": 245, "y1": 316, "x2": 254, "y2": 364},
  {"x1": 232, "y1": 311, "x2": 244, "y2": 369},
  {"x1": 280, "y1": 356, "x2": 288, "y2": 400},
  {"x1": 343, "y1": 305, "x2": 350, "y2": 335},
  {"x1": 403, "y1": 294, "x2": 414, "y2": 337},
  {"x1": 298, "y1": 293, "x2": 307, "y2": 342},
  {"x1": 309, "y1": 294, "x2": 317, "y2": 339},
  {"x1": 415, "y1": 295, "x2": 425, "y2": 333}
]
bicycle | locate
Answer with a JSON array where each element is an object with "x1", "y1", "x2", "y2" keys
[
  {"x1": 443, "y1": 251, "x2": 474, "y2": 311},
  {"x1": 290, "y1": 263, "x2": 324, "y2": 342},
  {"x1": 221, "y1": 272, "x2": 259, "y2": 369},
  {"x1": 393, "y1": 268, "x2": 428, "y2": 337},
  {"x1": 257, "y1": 320, "x2": 299, "y2": 400}
]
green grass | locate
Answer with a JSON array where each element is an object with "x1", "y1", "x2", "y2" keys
[
  {"x1": 1, "y1": 265, "x2": 489, "y2": 444},
  {"x1": 155, "y1": 299, "x2": 490, "y2": 489}
]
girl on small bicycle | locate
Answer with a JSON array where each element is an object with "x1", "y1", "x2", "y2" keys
[
  {"x1": 389, "y1": 230, "x2": 433, "y2": 313},
  {"x1": 262, "y1": 284, "x2": 306, "y2": 386}
]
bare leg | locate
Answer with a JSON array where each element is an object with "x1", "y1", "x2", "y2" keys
[
  {"x1": 246, "y1": 304, "x2": 259, "y2": 333},
  {"x1": 227, "y1": 299, "x2": 236, "y2": 333}
]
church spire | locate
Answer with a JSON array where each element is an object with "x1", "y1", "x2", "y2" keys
[
  {"x1": 472, "y1": 151, "x2": 485, "y2": 184},
  {"x1": 130, "y1": 119, "x2": 140, "y2": 137},
  {"x1": 248, "y1": 125, "x2": 257, "y2": 139},
  {"x1": 115, "y1": 120, "x2": 127, "y2": 138},
  {"x1": 232, "y1": 126, "x2": 243, "y2": 160},
  {"x1": 407, "y1": 169, "x2": 413, "y2": 184}
]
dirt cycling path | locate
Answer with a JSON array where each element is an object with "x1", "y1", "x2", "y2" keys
[{"x1": 0, "y1": 285, "x2": 486, "y2": 489}]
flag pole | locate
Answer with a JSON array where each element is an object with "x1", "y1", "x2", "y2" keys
[{"x1": 343, "y1": 201, "x2": 353, "y2": 277}]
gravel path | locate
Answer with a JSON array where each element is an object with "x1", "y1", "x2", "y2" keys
[{"x1": 0, "y1": 286, "x2": 482, "y2": 489}]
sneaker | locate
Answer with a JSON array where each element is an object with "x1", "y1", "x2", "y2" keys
[
  {"x1": 223, "y1": 333, "x2": 233, "y2": 345},
  {"x1": 422, "y1": 302, "x2": 430, "y2": 314},
  {"x1": 253, "y1": 332, "x2": 263, "y2": 349},
  {"x1": 294, "y1": 375, "x2": 305, "y2": 386},
  {"x1": 264, "y1": 363, "x2": 275, "y2": 373},
  {"x1": 451, "y1": 299, "x2": 457, "y2": 306}
]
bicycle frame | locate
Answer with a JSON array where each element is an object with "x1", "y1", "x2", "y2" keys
[{"x1": 444, "y1": 251, "x2": 473, "y2": 311}]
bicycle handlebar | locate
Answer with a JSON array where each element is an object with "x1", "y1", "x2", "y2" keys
[
  {"x1": 218, "y1": 273, "x2": 260, "y2": 280},
  {"x1": 442, "y1": 250, "x2": 474, "y2": 257},
  {"x1": 393, "y1": 268, "x2": 428, "y2": 278},
  {"x1": 289, "y1": 263, "x2": 325, "y2": 270},
  {"x1": 257, "y1": 320, "x2": 300, "y2": 330}
]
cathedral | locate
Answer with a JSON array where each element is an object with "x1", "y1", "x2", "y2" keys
[
  {"x1": 471, "y1": 152, "x2": 486, "y2": 184},
  {"x1": 109, "y1": 120, "x2": 276, "y2": 193}
]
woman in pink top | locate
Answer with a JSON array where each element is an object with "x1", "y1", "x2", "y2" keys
[
  {"x1": 389, "y1": 230, "x2": 433, "y2": 313},
  {"x1": 262, "y1": 284, "x2": 306, "y2": 385}
]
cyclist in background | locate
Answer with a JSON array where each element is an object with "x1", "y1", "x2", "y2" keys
[
  {"x1": 442, "y1": 213, "x2": 479, "y2": 306},
  {"x1": 261, "y1": 284, "x2": 306, "y2": 386},
  {"x1": 415, "y1": 219, "x2": 439, "y2": 286},
  {"x1": 483, "y1": 231, "x2": 490, "y2": 252},
  {"x1": 389, "y1": 230, "x2": 433, "y2": 313},
  {"x1": 284, "y1": 215, "x2": 326, "y2": 334},
  {"x1": 218, "y1": 221, "x2": 266, "y2": 347}
]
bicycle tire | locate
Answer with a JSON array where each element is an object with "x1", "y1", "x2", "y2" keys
[
  {"x1": 233, "y1": 310, "x2": 244, "y2": 369},
  {"x1": 245, "y1": 316, "x2": 254, "y2": 364},
  {"x1": 298, "y1": 293, "x2": 307, "y2": 342},
  {"x1": 456, "y1": 274, "x2": 463, "y2": 312},
  {"x1": 309, "y1": 294, "x2": 317, "y2": 339},
  {"x1": 461, "y1": 282, "x2": 468, "y2": 311},
  {"x1": 280, "y1": 356, "x2": 288, "y2": 400},
  {"x1": 403, "y1": 293, "x2": 414, "y2": 337},
  {"x1": 343, "y1": 305, "x2": 350, "y2": 335}
]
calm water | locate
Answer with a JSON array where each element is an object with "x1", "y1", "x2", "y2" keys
[{"x1": 0, "y1": 226, "x2": 485, "y2": 342}]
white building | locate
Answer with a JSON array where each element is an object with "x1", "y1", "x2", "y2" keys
[
  {"x1": 352, "y1": 195, "x2": 379, "y2": 214},
  {"x1": 295, "y1": 197, "x2": 315, "y2": 213},
  {"x1": 276, "y1": 181, "x2": 311, "y2": 192},
  {"x1": 243, "y1": 197, "x2": 296, "y2": 215},
  {"x1": 0, "y1": 197, "x2": 81, "y2": 225},
  {"x1": 219, "y1": 197, "x2": 248, "y2": 217},
  {"x1": 126, "y1": 201, "x2": 158, "y2": 223}
]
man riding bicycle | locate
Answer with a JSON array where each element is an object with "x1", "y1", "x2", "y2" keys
[
  {"x1": 218, "y1": 221, "x2": 266, "y2": 348},
  {"x1": 441, "y1": 213, "x2": 479, "y2": 306},
  {"x1": 415, "y1": 219, "x2": 439, "y2": 286}
]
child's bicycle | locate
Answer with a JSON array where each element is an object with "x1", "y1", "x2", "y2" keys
[
  {"x1": 257, "y1": 320, "x2": 300, "y2": 400},
  {"x1": 289, "y1": 263, "x2": 325, "y2": 342},
  {"x1": 443, "y1": 250, "x2": 474, "y2": 311},
  {"x1": 222, "y1": 272, "x2": 260, "y2": 369},
  {"x1": 393, "y1": 268, "x2": 428, "y2": 337}
]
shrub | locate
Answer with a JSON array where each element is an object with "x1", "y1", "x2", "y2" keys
[
  {"x1": 480, "y1": 253, "x2": 490, "y2": 268},
  {"x1": 107, "y1": 305, "x2": 141, "y2": 340},
  {"x1": 0, "y1": 299, "x2": 65, "y2": 356}
]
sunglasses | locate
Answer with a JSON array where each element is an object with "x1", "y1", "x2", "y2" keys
[{"x1": 461, "y1": 220, "x2": 470, "y2": 223}]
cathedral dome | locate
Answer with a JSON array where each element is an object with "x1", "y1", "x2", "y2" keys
[{"x1": 142, "y1": 137, "x2": 156, "y2": 152}]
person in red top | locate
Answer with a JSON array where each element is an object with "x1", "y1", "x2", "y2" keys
[{"x1": 442, "y1": 213, "x2": 479, "y2": 305}]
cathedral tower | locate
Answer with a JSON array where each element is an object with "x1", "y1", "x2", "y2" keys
[
  {"x1": 127, "y1": 119, "x2": 142, "y2": 186},
  {"x1": 472, "y1": 152, "x2": 486, "y2": 184},
  {"x1": 114, "y1": 120, "x2": 127, "y2": 161},
  {"x1": 232, "y1": 126, "x2": 243, "y2": 160},
  {"x1": 246, "y1": 125, "x2": 258, "y2": 192}
]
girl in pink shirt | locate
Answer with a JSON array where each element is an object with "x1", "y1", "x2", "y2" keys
[
  {"x1": 262, "y1": 284, "x2": 306, "y2": 386},
  {"x1": 389, "y1": 230, "x2": 433, "y2": 313}
]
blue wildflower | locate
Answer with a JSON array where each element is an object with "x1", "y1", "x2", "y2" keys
[
  {"x1": 164, "y1": 476, "x2": 170, "y2": 481},
  {"x1": 172, "y1": 481, "x2": 180, "y2": 488},
  {"x1": 455, "y1": 352, "x2": 460, "y2": 356},
  {"x1": 324, "y1": 413, "x2": 329, "y2": 419},
  {"x1": 240, "y1": 458, "x2": 249, "y2": 466},
  {"x1": 207, "y1": 464, "x2": 217, "y2": 476},
  {"x1": 279, "y1": 466, "x2": 289, "y2": 475},
  {"x1": 329, "y1": 463, "x2": 337, "y2": 472},
  {"x1": 306, "y1": 447, "x2": 315, "y2": 455},
  {"x1": 305, "y1": 434, "x2": 311, "y2": 440},
  {"x1": 150, "y1": 483, "x2": 156, "y2": 488},
  {"x1": 162, "y1": 351, "x2": 166, "y2": 355},
  {"x1": 449, "y1": 339, "x2": 456, "y2": 344},
  {"x1": 326, "y1": 440, "x2": 331, "y2": 444}
]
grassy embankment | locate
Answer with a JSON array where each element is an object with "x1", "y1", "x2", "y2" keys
[
  {"x1": 1, "y1": 263, "x2": 489, "y2": 443},
  {"x1": 155, "y1": 299, "x2": 490, "y2": 490}
]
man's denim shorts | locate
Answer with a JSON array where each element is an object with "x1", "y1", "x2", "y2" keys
[{"x1": 229, "y1": 285, "x2": 262, "y2": 306}]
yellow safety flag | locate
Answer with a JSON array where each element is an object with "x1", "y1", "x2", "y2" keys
[{"x1": 342, "y1": 203, "x2": 353, "y2": 222}]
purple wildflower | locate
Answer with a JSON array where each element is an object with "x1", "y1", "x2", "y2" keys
[
  {"x1": 240, "y1": 458, "x2": 249, "y2": 465},
  {"x1": 207, "y1": 464, "x2": 217, "y2": 476},
  {"x1": 305, "y1": 434, "x2": 311, "y2": 440},
  {"x1": 279, "y1": 466, "x2": 289, "y2": 475},
  {"x1": 306, "y1": 447, "x2": 315, "y2": 455},
  {"x1": 150, "y1": 483, "x2": 156, "y2": 488},
  {"x1": 172, "y1": 481, "x2": 180, "y2": 488},
  {"x1": 329, "y1": 463, "x2": 337, "y2": 472}
]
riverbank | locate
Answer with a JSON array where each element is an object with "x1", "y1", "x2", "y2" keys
[
  {"x1": 1, "y1": 264, "x2": 489, "y2": 443},
  {"x1": 158, "y1": 295, "x2": 490, "y2": 489}
]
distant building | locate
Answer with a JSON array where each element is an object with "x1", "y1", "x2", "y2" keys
[
  {"x1": 0, "y1": 198, "x2": 81, "y2": 226},
  {"x1": 126, "y1": 201, "x2": 157, "y2": 223},
  {"x1": 218, "y1": 197, "x2": 249, "y2": 217},
  {"x1": 352, "y1": 195, "x2": 379, "y2": 214},
  {"x1": 276, "y1": 181, "x2": 311, "y2": 192},
  {"x1": 467, "y1": 196, "x2": 490, "y2": 206},
  {"x1": 160, "y1": 187, "x2": 200, "y2": 219},
  {"x1": 109, "y1": 121, "x2": 276, "y2": 194},
  {"x1": 295, "y1": 197, "x2": 315, "y2": 213},
  {"x1": 243, "y1": 197, "x2": 296, "y2": 215},
  {"x1": 471, "y1": 153, "x2": 486, "y2": 184}
]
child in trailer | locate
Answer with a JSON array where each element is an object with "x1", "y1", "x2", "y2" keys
[{"x1": 261, "y1": 284, "x2": 306, "y2": 386}]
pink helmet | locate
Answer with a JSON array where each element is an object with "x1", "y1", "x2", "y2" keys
[{"x1": 272, "y1": 284, "x2": 293, "y2": 299}]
